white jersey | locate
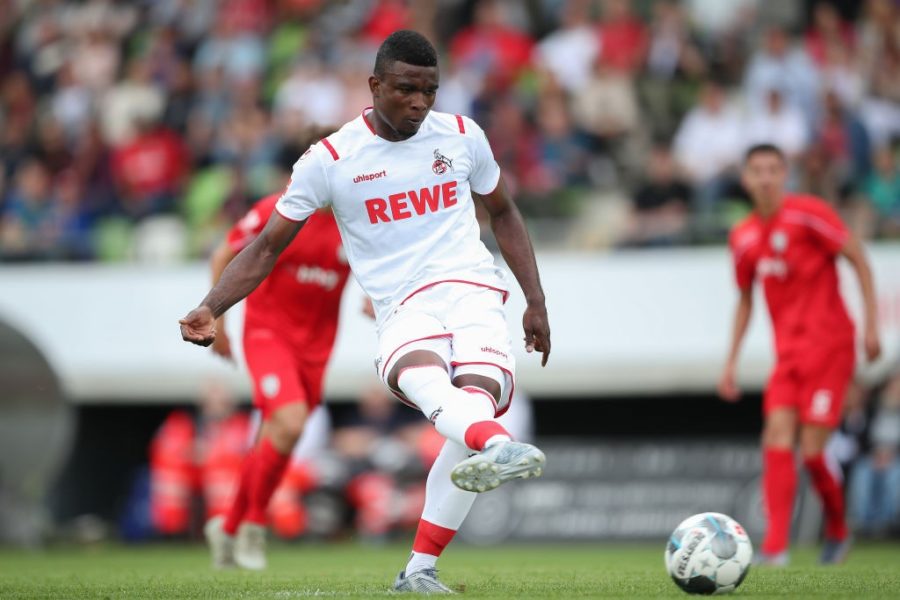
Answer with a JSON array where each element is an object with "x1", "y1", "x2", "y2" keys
[{"x1": 276, "y1": 108, "x2": 507, "y2": 323}]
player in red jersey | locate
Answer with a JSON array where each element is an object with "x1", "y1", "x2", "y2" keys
[
  {"x1": 719, "y1": 144, "x2": 882, "y2": 565},
  {"x1": 202, "y1": 134, "x2": 353, "y2": 570}
]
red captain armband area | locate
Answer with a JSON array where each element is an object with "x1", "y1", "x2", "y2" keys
[{"x1": 365, "y1": 181, "x2": 458, "y2": 224}]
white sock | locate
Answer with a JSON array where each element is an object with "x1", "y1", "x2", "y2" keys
[
  {"x1": 397, "y1": 366, "x2": 498, "y2": 449},
  {"x1": 407, "y1": 440, "x2": 476, "y2": 575},
  {"x1": 406, "y1": 551, "x2": 438, "y2": 574},
  {"x1": 484, "y1": 434, "x2": 510, "y2": 448}
]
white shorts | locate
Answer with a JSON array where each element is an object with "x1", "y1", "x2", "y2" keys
[{"x1": 375, "y1": 282, "x2": 516, "y2": 417}]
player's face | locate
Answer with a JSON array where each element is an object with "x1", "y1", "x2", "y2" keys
[
  {"x1": 369, "y1": 62, "x2": 439, "y2": 140},
  {"x1": 742, "y1": 152, "x2": 787, "y2": 213}
]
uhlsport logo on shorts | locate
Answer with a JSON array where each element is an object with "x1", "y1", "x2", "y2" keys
[{"x1": 261, "y1": 374, "x2": 281, "y2": 399}]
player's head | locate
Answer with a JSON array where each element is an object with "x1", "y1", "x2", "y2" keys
[
  {"x1": 369, "y1": 30, "x2": 439, "y2": 140},
  {"x1": 742, "y1": 143, "x2": 787, "y2": 214}
]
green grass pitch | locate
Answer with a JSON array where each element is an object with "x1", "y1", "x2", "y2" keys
[{"x1": 1, "y1": 542, "x2": 898, "y2": 598}]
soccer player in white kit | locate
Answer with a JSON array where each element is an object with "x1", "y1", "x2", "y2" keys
[{"x1": 180, "y1": 30, "x2": 551, "y2": 593}]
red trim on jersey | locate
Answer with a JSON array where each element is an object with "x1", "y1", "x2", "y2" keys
[
  {"x1": 380, "y1": 333, "x2": 454, "y2": 380},
  {"x1": 455, "y1": 114, "x2": 465, "y2": 134},
  {"x1": 274, "y1": 204, "x2": 305, "y2": 223},
  {"x1": 320, "y1": 138, "x2": 339, "y2": 161},
  {"x1": 400, "y1": 280, "x2": 510, "y2": 306},
  {"x1": 361, "y1": 107, "x2": 377, "y2": 135},
  {"x1": 451, "y1": 360, "x2": 515, "y2": 417}
]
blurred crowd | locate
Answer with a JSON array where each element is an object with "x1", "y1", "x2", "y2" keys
[{"x1": 1, "y1": 0, "x2": 900, "y2": 261}]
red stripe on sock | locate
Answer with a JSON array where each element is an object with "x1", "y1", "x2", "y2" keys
[
  {"x1": 244, "y1": 437, "x2": 291, "y2": 526},
  {"x1": 804, "y1": 453, "x2": 848, "y2": 541},
  {"x1": 762, "y1": 447, "x2": 796, "y2": 554},
  {"x1": 412, "y1": 519, "x2": 456, "y2": 556},
  {"x1": 464, "y1": 420, "x2": 510, "y2": 451}
]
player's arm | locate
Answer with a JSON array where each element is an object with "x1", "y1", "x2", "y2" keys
[
  {"x1": 476, "y1": 176, "x2": 551, "y2": 366},
  {"x1": 208, "y1": 240, "x2": 238, "y2": 360},
  {"x1": 719, "y1": 287, "x2": 754, "y2": 402},
  {"x1": 841, "y1": 236, "x2": 882, "y2": 362},
  {"x1": 180, "y1": 213, "x2": 305, "y2": 346}
]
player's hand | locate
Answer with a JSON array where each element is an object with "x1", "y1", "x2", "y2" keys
[
  {"x1": 523, "y1": 301, "x2": 551, "y2": 367},
  {"x1": 179, "y1": 306, "x2": 216, "y2": 347},
  {"x1": 864, "y1": 325, "x2": 882, "y2": 363},
  {"x1": 718, "y1": 363, "x2": 740, "y2": 402},
  {"x1": 211, "y1": 328, "x2": 234, "y2": 362}
]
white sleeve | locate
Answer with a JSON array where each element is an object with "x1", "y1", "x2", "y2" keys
[
  {"x1": 464, "y1": 116, "x2": 502, "y2": 195},
  {"x1": 275, "y1": 143, "x2": 331, "y2": 221}
]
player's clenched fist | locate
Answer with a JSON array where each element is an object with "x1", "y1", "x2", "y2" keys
[{"x1": 180, "y1": 305, "x2": 216, "y2": 346}]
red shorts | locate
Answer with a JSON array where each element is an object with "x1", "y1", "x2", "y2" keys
[
  {"x1": 764, "y1": 344, "x2": 856, "y2": 428},
  {"x1": 243, "y1": 330, "x2": 326, "y2": 419}
]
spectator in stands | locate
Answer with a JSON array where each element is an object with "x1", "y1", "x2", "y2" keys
[
  {"x1": 100, "y1": 57, "x2": 165, "y2": 146},
  {"x1": 672, "y1": 80, "x2": 743, "y2": 222},
  {"x1": 449, "y1": 0, "x2": 535, "y2": 92},
  {"x1": 743, "y1": 89, "x2": 808, "y2": 161},
  {"x1": 744, "y1": 27, "x2": 820, "y2": 127},
  {"x1": 597, "y1": 0, "x2": 647, "y2": 74},
  {"x1": 849, "y1": 370, "x2": 900, "y2": 537},
  {"x1": 0, "y1": 158, "x2": 77, "y2": 261},
  {"x1": 805, "y1": 2, "x2": 855, "y2": 68},
  {"x1": 623, "y1": 144, "x2": 691, "y2": 246},
  {"x1": 533, "y1": 0, "x2": 599, "y2": 94},
  {"x1": 863, "y1": 146, "x2": 900, "y2": 238},
  {"x1": 109, "y1": 117, "x2": 189, "y2": 220},
  {"x1": 813, "y1": 89, "x2": 871, "y2": 196}
]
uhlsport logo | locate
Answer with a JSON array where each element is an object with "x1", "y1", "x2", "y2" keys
[
  {"x1": 429, "y1": 407, "x2": 443, "y2": 424},
  {"x1": 432, "y1": 148, "x2": 453, "y2": 174}
]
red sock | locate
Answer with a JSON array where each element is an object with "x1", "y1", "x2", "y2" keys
[
  {"x1": 762, "y1": 447, "x2": 796, "y2": 555},
  {"x1": 464, "y1": 421, "x2": 510, "y2": 451},
  {"x1": 223, "y1": 450, "x2": 256, "y2": 536},
  {"x1": 803, "y1": 453, "x2": 848, "y2": 541},
  {"x1": 412, "y1": 519, "x2": 456, "y2": 557},
  {"x1": 244, "y1": 438, "x2": 291, "y2": 525}
]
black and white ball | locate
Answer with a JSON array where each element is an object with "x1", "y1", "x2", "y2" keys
[{"x1": 664, "y1": 512, "x2": 753, "y2": 595}]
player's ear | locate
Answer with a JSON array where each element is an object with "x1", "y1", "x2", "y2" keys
[{"x1": 369, "y1": 75, "x2": 380, "y2": 98}]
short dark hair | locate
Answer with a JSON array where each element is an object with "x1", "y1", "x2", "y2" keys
[
  {"x1": 374, "y1": 30, "x2": 438, "y2": 77},
  {"x1": 744, "y1": 143, "x2": 786, "y2": 164}
]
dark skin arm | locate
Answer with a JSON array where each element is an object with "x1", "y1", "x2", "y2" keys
[
  {"x1": 179, "y1": 213, "x2": 305, "y2": 346},
  {"x1": 476, "y1": 176, "x2": 551, "y2": 366}
]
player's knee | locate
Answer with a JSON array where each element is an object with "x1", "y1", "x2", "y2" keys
[
  {"x1": 270, "y1": 404, "x2": 308, "y2": 446},
  {"x1": 762, "y1": 422, "x2": 795, "y2": 449},
  {"x1": 453, "y1": 373, "x2": 501, "y2": 403},
  {"x1": 388, "y1": 350, "x2": 448, "y2": 390}
]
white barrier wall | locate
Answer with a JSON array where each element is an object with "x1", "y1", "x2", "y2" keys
[{"x1": 1, "y1": 246, "x2": 899, "y2": 403}]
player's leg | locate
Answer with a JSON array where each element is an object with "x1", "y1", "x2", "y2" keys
[
  {"x1": 798, "y1": 345, "x2": 855, "y2": 564},
  {"x1": 759, "y1": 366, "x2": 800, "y2": 564},
  {"x1": 214, "y1": 334, "x2": 309, "y2": 570},
  {"x1": 443, "y1": 287, "x2": 544, "y2": 491},
  {"x1": 390, "y1": 349, "x2": 512, "y2": 448},
  {"x1": 395, "y1": 439, "x2": 475, "y2": 594}
]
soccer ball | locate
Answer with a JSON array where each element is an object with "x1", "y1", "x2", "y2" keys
[{"x1": 664, "y1": 512, "x2": 753, "y2": 595}]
